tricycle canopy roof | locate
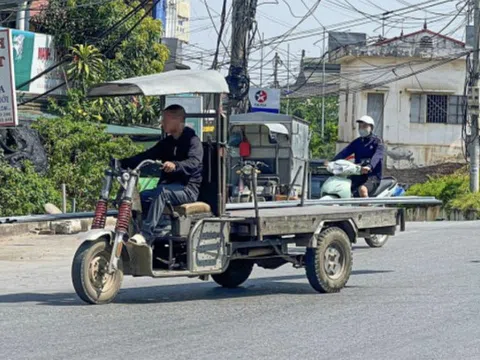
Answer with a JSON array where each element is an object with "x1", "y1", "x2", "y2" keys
[
  {"x1": 230, "y1": 121, "x2": 289, "y2": 135},
  {"x1": 87, "y1": 70, "x2": 230, "y2": 98}
]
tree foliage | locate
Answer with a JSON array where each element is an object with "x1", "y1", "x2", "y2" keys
[
  {"x1": 30, "y1": 117, "x2": 142, "y2": 212},
  {"x1": 281, "y1": 96, "x2": 339, "y2": 159},
  {"x1": 31, "y1": 0, "x2": 169, "y2": 126}
]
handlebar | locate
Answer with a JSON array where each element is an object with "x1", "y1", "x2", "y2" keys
[{"x1": 134, "y1": 159, "x2": 163, "y2": 172}]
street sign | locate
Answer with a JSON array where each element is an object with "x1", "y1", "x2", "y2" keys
[
  {"x1": 248, "y1": 87, "x2": 280, "y2": 113},
  {"x1": 0, "y1": 29, "x2": 18, "y2": 127}
]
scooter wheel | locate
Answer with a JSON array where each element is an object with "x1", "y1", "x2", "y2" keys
[
  {"x1": 365, "y1": 235, "x2": 389, "y2": 248},
  {"x1": 71, "y1": 238, "x2": 123, "y2": 305}
]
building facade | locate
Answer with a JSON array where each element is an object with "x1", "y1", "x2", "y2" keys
[{"x1": 330, "y1": 27, "x2": 467, "y2": 169}]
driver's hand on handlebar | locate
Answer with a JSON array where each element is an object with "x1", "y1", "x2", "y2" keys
[
  {"x1": 361, "y1": 166, "x2": 371, "y2": 175},
  {"x1": 163, "y1": 161, "x2": 176, "y2": 173}
]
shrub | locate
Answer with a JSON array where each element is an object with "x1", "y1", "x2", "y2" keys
[
  {"x1": 31, "y1": 116, "x2": 142, "y2": 211},
  {"x1": 0, "y1": 161, "x2": 60, "y2": 217},
  {"x1": 406, "y1": 171, "x2": 469, "y2": 209}
]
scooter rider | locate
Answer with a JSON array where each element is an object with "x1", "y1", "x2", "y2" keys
[{"x1": 326, "y1": 115, "x2": 384, "y2": 198}]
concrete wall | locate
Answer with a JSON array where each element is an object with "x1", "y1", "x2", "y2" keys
[{"x1": 336, "y1": 56, "x2": 466, "y2": 169}]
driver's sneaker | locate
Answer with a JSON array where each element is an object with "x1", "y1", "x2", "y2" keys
[{"x1": 128, "y1": 233, "x2": 147, "y2": 246}]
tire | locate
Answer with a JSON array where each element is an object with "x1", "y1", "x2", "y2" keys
[
  {"x1": 211, "y1": 260, "x2": 254, "y2": 288},
  {"x1": 305, "y1": 227, "x2": 352, "y2": 293},
  {"x1": 71, "y1": 239, "x2": 124, "y2": 305},
  {"x1": 364, "y1": 235, "x2": 389, "y2": 248}
]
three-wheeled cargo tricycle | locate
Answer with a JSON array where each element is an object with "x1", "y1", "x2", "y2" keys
[{"x1": 71, "y1": 70, "x2": 405, "y2": 304}]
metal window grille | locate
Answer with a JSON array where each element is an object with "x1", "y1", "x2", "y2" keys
[{"x1": 426, "y1": 95, "x2": 447, "y2": 123}]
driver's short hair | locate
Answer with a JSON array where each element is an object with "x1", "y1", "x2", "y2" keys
[{"x1": 163, "y1": 104, "x2": 186, "y2": 122}]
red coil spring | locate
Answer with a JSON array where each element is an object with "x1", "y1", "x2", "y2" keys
[
  {"x1": 91, "y1": 199, "x2": 107, "y2": 229},
  {"x1": 115, "y1": 201, "x2": 132, "y2": 233}
]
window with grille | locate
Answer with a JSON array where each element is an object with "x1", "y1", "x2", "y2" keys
[
  {"x1": 426, "y1": 95, "x2": 447, "y2": 123},
  {"x1": 410, "y1": 94, "x2": 465, "y2": 125}
]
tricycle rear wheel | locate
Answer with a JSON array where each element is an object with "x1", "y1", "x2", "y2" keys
[
  {"x1": 71, "y1": 238, "x2": 124, "y2": 305},
  {"x1": 211, "y1": 260, "x2": 253, "y2": 288},
  {"x1": 305, "y1": 227, "x2": 352, "y2": 293}
]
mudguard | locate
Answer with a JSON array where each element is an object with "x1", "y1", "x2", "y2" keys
[{"x1": 77, "y1": 229, "x2": 114, "y2": 243}]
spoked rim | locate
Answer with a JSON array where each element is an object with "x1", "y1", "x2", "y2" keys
[{"x1": 323, "y1": 242, "x2": 346, "y2": 280}]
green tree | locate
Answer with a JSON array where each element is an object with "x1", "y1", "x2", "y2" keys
[
  {"x1": 31, "y1": 117, "x2": 142, "y2": 211},
  {"x1": 31, "y1": 0, "x2": 169, "y2": 75},
  {"x1": 66, "y1": 44, "x2": 105, "y2": 93},
  {"x1": 32, "y1": 0, "x2": 169, "y2": 125},
  {"x1": 282, "y1": 96, "x2": 339, "y2": 159}
]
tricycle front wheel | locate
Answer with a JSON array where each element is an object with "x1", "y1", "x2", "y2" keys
[
  {"x1": 71, "y1": 239, "x2": 124, "y2": 305},
  {"x1": 305, "y1": 227, "x2": 352, "y2": 293}
]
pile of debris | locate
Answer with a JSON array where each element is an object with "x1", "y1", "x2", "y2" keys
[
  {"x1": 385, "y1": 162, "x2": 465, "y2": 188},
  {"x1": 0, "y1": 127, "x2": 48, "y2": 173}
]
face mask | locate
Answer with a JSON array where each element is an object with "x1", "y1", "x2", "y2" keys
[{"x1": 359, "y1": 128, "x2": 371, "y2": 137}]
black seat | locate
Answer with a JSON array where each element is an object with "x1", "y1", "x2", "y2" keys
[{"x1": 372, "y1": 176, "x2": 397, "y2": 197}]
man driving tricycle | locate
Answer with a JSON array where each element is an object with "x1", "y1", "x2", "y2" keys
[{"x1": 119, "y1": 104, "x2": 203, "y2": 246}]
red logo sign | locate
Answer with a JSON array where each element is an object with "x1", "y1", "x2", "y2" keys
[{"x1": 255, "y1": 90, "x2": 267, "y2": 104}]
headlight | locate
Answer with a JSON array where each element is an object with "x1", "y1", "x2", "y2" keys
[{"x1": 122, "y1": 172, "x2": 130, "y2": 181}]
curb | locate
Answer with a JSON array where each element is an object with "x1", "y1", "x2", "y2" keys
[{"x1": 0, "y1": 217, "x2": 117, "y2": 238}]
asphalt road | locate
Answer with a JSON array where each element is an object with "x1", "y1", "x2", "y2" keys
[{"x1": 1, "y1": 221, "x2": 480, "y2": 360}]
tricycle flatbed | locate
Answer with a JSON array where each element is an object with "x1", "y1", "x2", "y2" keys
[{"x1": 227, "y1": 205, "x2": 401, "y2": 237}]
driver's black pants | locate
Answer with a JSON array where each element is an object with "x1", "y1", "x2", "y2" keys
[
  {"x1": 139, "y1": 182, "x2": 198, "y2": 240},
  {"x1": 350, "y1": 175, "x2": 379, "y2": 197}
]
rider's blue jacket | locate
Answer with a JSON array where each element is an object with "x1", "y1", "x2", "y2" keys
[{"x1": 332, "y1": 134, "x2": 384, "y2": 180}]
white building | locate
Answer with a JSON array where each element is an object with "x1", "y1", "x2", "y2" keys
[
  {"x1": 164, "y1": 0, "x2": 190, "y2": 44},
  {"x1": 331, "y1": 27, "x2": 468, "y2": 169}
]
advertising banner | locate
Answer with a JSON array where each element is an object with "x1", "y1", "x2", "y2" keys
[
  {"x1": 0, "y1": 29, "x2": 18, "y2": 127},
  {"x1": 4, "y1": 27, "x2": 65, "y2": 95}
]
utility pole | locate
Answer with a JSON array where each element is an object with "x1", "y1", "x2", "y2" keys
[
  {"x1": 273, "y1": 52, "x2": 280, "y2": 88},
  {"x1": 286, "y1": 44, "x2": 290, "y2": 115},
  {"x1": 260, "y1": 32, "x2": 264, "y2": 87},
  {"x1": 226, "y1": 0, "x2": 257, "y2": 114},
  {"x1": 322, "y1": 29, "x2": 326, "y2": 139},
  {"x1": 469, "y1": 0, "x2": 480, "y2": 192}
]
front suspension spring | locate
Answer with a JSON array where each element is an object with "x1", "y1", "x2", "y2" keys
[
  {"x1": 115, "y1": 201, "x2": 132, "y2": 234},
  {"x1": 91, "y1": 199, "x2": 108, "y2": 229}
]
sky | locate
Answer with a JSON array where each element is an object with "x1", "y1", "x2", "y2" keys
[{"x1": 183, "y1": 0, "x2": 469, "y2": 86}]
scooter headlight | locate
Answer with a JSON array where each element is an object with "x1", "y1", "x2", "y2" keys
[{"x1": 121, "y1": 172, "x2": 131, "y2": 182}]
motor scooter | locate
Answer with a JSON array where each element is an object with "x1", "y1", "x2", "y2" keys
[{"x1": 320, "y1": 159, "x2": 399, "y2": 248}]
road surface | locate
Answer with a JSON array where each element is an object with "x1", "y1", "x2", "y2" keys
[{"x1": 1, "y1": 221, "x2": 479, "y2": 360}]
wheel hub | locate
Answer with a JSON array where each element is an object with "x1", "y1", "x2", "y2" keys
[
  {"x1": 89, "y1": 255, "x2": 114, "y2": 291},
  {"x1": 324, "y1": 245, "x2": 344, "y2": 280}
]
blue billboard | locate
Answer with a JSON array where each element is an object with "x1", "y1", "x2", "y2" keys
[{"x1": 153, "y1": 0, "x2": 167, "y2": 31}]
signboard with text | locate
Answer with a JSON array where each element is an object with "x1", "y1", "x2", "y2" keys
[
  {"x1": 0, "y1": 29, "x2": 18, "y2": 127},
  {"x1": 1, "y1": 27, "x2": 65, "y2": 95},
  {"x1": 248, "y1": 87, "x2": 280, "y2": 113}
]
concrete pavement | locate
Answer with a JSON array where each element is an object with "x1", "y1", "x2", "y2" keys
[{"x1": 0, "y1": 222, "x2": 480, "y2": 360}]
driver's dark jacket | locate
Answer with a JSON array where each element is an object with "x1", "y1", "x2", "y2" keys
[
  {"x1": 120, "y1": 127, "x2": 203, "y2": 194},
  {"x1": 332, "y1": 134, "x2": 384, "y2": 180}
]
